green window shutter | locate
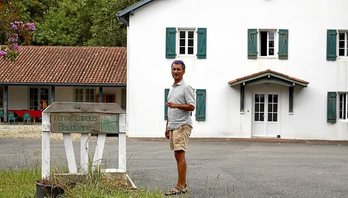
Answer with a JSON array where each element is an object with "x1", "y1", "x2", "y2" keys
[
  {"x1": 166, "y1": 27, "x2": 176, "y2": 59},
  {"x1": 196, "y1": 89, "x2": 206, "y2": 121},
  {"x1": 164, "y1": 88, "x2": 169, "y2": 120},
  {"x1": 327, "y1": 29, "x2": 337, "y2": 61},
  {"x1": 248, "y1": 29, "x2": 258, "y2": 59},
  {"x1": 327, "y1": 92, "x2": 337, "y2": 123},
  {"x1": 197, "y1": 28, "x2": 207, "y2": 59},
  {"x1": 278, "y1": 29, "x2": 289, "y2": 60}
]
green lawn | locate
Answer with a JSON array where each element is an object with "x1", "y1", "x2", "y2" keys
[{"x1": 0, "y1": 168, "x2": 163, "y2": 198}]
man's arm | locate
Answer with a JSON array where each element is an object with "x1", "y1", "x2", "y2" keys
[
  {"x1": 165, "y1": 121, "x2": 170, "y2": 139},
  {"x1": 166, "y1": 102, "x2": 195, "y2": 111}
]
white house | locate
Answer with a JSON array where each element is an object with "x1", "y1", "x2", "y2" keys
[{"x1": 118, "y1": 0, "x2": 348, "y2": 140}]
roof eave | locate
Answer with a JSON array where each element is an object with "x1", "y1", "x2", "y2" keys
[
  {"x1": 0, "y1": 82, "x2": 127, "y2": 87},
  {"x1": 117, "y1": 0, "x2": 154, "y2": 26},
  {"x1": 228, "y1": 71, "x2": 309, "y2": 88}
]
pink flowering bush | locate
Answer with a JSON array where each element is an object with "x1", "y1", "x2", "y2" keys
[{"x1": 0, "y1": 21, "x2": 36, "y2": 61}]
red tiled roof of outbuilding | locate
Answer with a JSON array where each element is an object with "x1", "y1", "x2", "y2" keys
[{"x1": 0, "y1": 46, "x2": 127, "y2": 86}]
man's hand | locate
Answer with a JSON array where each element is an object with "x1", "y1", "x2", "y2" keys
[
  {"x1": 166, "y1": 102, "x2": 177, "y2": 109},
  {"x1": 166, "y1": 101, "x2": 195, "y2": 111},
  {"x1": 165, "y1": 130, "x2": 171, "y2": 139}
]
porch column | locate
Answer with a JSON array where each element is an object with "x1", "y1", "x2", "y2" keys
[
  {"x1": 50, "y1": 86, "x2": 55, "y2": 105},
  {"x1": 98, "y1": 87, "x2": 103, "y2": 103},
  {"x1": 3, "y1": 85, "x2": 8, "y2": 122},
  {"x1": 289, "y1": 86, "x2": 294, "y2": 113},
  {"x1": 240, "y1": 84, "x2": 245, "y2": 112}
]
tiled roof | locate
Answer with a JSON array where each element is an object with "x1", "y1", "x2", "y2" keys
[
  {"x1": 228, "y1": 69, "x2": 309, "y2": 87},
  {"x1": 0, "y1": 46, "x2": 126, "y2": 87}
]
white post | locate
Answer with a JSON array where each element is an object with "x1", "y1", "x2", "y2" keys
[
  {"x1": 93, "y1": 134, "x2": 106, "y2": 168},
  {"x1": 41, "y1": 113, "x2": 51, "y2": 179},
  {"x1": 118, "y1": 113, "x2": 126, "y2": 172},
  {"x1": 80, "y1": 134, "x2": 89, "y2": 173},
  {"x1": 63, "y1": 134, "x2": 78, "y2": 173}
]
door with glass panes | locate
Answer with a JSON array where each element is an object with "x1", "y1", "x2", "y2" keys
[{"x1": 252, "y1": 93, "x2": 280, "y2": 137}]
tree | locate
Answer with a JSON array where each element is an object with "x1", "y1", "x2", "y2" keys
[
  {"x1": 33, "y1": 0, "x2": 137, "y2": 46},
  {"x1": 0, "y1": 1, "x2": 36, "y2": 60},
  {"x1": 87, "y1": 0, "x2": 137, "y2": 46}
]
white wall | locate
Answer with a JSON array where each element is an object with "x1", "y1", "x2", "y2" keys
[{"x1": 126, "y1": 0, "x2": 348, "y2": 140}]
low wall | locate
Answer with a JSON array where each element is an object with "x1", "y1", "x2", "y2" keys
[{"x1": 0, "y1": 124, "x2": 66, "y2": 139}]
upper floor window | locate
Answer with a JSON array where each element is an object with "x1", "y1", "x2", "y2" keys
[
  {"x1": 248, "y1": 29, "x2": 288, "y2": 60},
  {"x1": 260, "y1": 30, "x2": 276, "y2": 57},
  {"x1": 338, "y1": 31, "x2": 348, "y2": 57},
  {"x1": 179, "y1": 29, "x2": 195, "y2": 55},
  {"x1": 166, "y1": 27, "x2": 207, "y2": 59},
  {"x1": 327, "y1": 29, "x2": 348, "y2": 61}
]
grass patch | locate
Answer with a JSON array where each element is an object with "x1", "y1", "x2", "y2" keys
[{"x1": 0, "y1": 168, "x2": 163, "y2": 198}]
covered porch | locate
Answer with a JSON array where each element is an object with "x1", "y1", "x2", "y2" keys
[
  {"x1": 228, "y1": 69, "x2": 309, "y2": 138},
  {"x1": 0, "y1": 46, "x2": 127, "y2": 124},
  {"x1": 0, "y1": 85, "x2": 126, "y2": 123}
]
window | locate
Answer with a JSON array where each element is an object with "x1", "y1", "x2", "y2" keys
[
  {"x1": 248, "y1": 29, "x2": 288, "y2": 60},
  {"x1": 254, "y1": 94, "x2": 265, "y2": 121},
  {"x1": 338, "y1": 31, "x2": 348, "y2": 57},
  {"x1": 267, "y1": 94, "x2": 278, "y2": 122},
  {"x1": 339, "y1": 93, "x2": 348, "y2": 120},
  {"x1": 179, "y1": 29, "x2": 195, "y2": 55},
  {"x1": 326, "y1": 29, "x2": 348, "y2": 61},
  {"x1": 74, "y1": 88, "x2": 95, "y2": 102},
  {"x1": 29, "y1": 87, "x2": 49, "y2": 110},
  {"x1": 166, "y1": 27, "x2": 207, "y2": 59},
  {"x1": 260, "y1": 31, "x2": 276, "y2": 57}
]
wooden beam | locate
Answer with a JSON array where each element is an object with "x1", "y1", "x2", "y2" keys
[
  {"x1": 240, "y1": 84, "x2": 245, "y2": 112},
  {"x1": 99, "y1": 87, "x2": 103, "y2": 103},
  {"x1": 3, "y1": 86, "x2": 8, "y2": 122},
  {"x1": 50, "y1": 86, "x2": 55, "y2": 105},
  {"x1": 118, "y1": 113, "x2": 127, "y2": 172},
  {"x1": 63, "y1": 134, "x2": 78, "y2": 173},
  {"x1": 41, "y1": 113, "x2": 50, "y2": 179},
  {"x1": 289, "y1": 86, "x2": 294, "y2": 113}
]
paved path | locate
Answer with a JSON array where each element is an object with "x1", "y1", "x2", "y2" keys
[{"x1": 1, "y1": 137, "x2": 348, "y2": 198}]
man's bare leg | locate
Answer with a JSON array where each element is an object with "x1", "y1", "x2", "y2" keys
[{"x1": 174, "y1": 150, "x2": 187, "y2": 188}]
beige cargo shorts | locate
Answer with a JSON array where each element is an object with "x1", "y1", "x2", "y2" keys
[{"x1": 170, "y1": 124, "x2": 192, "y2": 151}]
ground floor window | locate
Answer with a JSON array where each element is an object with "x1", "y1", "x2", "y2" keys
[
  {"x1": 29, "y1": 87, "x2": 49, "y2": 110},
  {"x1": 339, "y1": 93, "x2": 348, "y2": 120},
  {"x1": 74, "y1": 88, "x2": 95, "y2": 102}
]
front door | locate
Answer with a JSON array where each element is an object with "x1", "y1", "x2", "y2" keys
[{"x1": 252, "y1": 93, "x2": 280, "y2": 137}]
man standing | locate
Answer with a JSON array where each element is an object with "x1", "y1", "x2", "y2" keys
[{"x1": 165, "y1": 60, "x2": 195, "y2": 196}]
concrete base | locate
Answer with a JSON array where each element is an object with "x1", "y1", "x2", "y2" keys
[{"x1": 54, "y1": 170, "x2": 136, "y2": 190}]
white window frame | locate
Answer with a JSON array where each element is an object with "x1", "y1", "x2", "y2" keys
[
  {"x1": 338, "y1": 31, "x2": 348, "y2": 57},
  {"x1": 177, "y1": 28, "x2": 196, "y2": 57},
  {"x1": 338, "y1": 92, "x2": 348, "y2": 120},
  {"x1": 259, "y1": 29, "x2": 277, "y2": 58},
  {"x1": 74, "y1": 88, "x2": 95, "y2": 102}
]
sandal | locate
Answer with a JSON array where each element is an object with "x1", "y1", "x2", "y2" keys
[{"x1": 165, "y1": 184, "x2": 188, "y2": 196}]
